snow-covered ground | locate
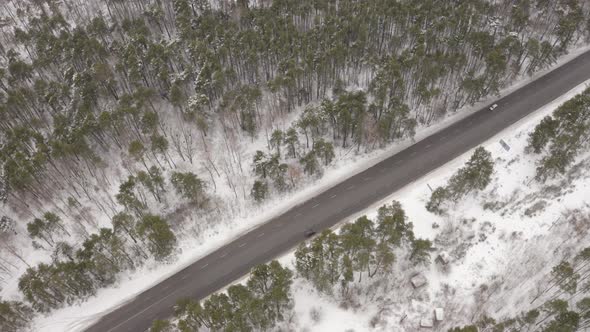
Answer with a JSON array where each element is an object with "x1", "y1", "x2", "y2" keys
[
  {"x1": 25, "y1": 45, "x2": 590, "y2": 331},
  {"x1": 283, "y1": 78, "x2": 590, "y2": 332}
]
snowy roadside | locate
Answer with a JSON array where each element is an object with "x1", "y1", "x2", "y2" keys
[
  {"x1": 28, "y1": 45, "x2": 590, "y2": 332},
  {"x1": 281, "y1": 78, "x2": 590, "y2": 331}
]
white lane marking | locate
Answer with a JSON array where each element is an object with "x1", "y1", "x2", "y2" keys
[
  {"x1": 238, "y1": 242, "x2": 247, "y2": 248},
  {"x1": 256, "y1": 233, "x2": 265, "y2": 238},
  {"x1": 201, "y1": 263, "x2": 209, "y2": 269},
  {"x1": 312, "y1": 203, "x2": 320, "y2": 208},
  {"x1": 330, "y1": 194, "x2": 337, "y2": 199},
  {"x1": 273, "y1": 223, "x2": 282, "y2": 228},
  {"x1": 295, "y1": 212, "x2": 302, "y2": 217},
  {"x1": 346, "y1": 185, "x2": 355, "y2": 190},
  {"x1": 181, "y1": 274, "x2": 189, "y2": 280},
  {"x1": 220, "y1": 252, "x2": 228, "y2": 258},
  {"x1": 163, "y1": 284, "x2": 171, "y2": 290},
  {"x1": 363, "y1": 177, "x2": 372, "y2": 181},
  {"x1": 425, "y1": 144, "x2": 432, "y2": 149},
  {"x1": 106, "y1": 291, "x2": 176, "y2": 332},
  {"x1": 410, "y1": 151, "x2": 416, "y2": 156}
]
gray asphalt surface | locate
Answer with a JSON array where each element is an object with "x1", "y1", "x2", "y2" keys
[{"x1": 86, "y1": 50, "x2": 590, "y2": 332}]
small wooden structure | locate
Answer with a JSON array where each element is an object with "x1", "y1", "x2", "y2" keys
[
  {"x1": 434, "y1": 308, "x2": 444, "y2": 322},
  {"x1": 435, "y1": 251, "x2": 450, "y2": 265},
  {"x1": 410, "y1": 273, "x2": 427, "y2": 288},
  {"x1": 420, "y1": 317, "x2": 434, "y2": 328}
]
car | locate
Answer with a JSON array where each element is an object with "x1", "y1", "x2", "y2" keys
[
  {"x1": 304, "y1": 228, "x2": 317, "y2": 238},
  {"x1": 489, "y1": 103, "x2": 498, "y2": 111}
]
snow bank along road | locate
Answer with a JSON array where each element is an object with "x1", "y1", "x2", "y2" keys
[{"x1": 86, "y1": 51, "x2": 590, "y2": 332}]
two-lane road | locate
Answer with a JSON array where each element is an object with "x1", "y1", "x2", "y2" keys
[{"x1": 86, "y1": 50, "x2": 590, "y2": 332}]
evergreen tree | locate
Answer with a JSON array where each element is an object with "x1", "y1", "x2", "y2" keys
[
  {"x1": 542, "y1": 311, "x2": 580, "y2": 332},
  {"x1": 136, "y1": 215, "x2": 177, "y2": 260},
  {"x1": 269, "y1": 129, "x2": 284, "y2": 157},
  {"x1": 528, "y1": 116, "x2": 559, "y2": 154},
  {"x1": 175, "y1": 298, "x2": 204, "y2": 331},
  {"x1": 313, "y1": 139, "x2": 335, "y2": 166},
  {"x1": 300, "y1": 150, "x2": 320, "y2": 176},
  {"x1": 0, "y1": 299, "x2": 33, "y2": 332},
  {"x1": 409, "y1": 238, "x2": 434, "y2": 265},
  {"x1": 247, "y1": 261, "x2": 294, "y2": 325},
  {"x1": 170, "y1": 171, "x2": 207, "y2": 206},
  {"x1": 150, "y1": 319, "x2": 174, "y2": 332},
  {"x1": 27, "y1": 212, "x2": 69, "y2": 248},
  {"x1": 251, "y1": 180, "x2": 268, "y2": 203},
  {"x1": 284, "y1": 128, "x2": 300, "y2": 158},
  {"x1": 426, "y1": 187, "x2": 450, "y2": 214},
  {"x1": 426, "y1": 147, "x2": 494, "y2": 212}
]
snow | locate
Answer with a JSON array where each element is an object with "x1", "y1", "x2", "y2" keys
[
  {"x1": 22, "y1": 44, "x2": 590, "y2": 332},
  {"x1": 290, "y1": 280, "x2": 375, "y2": 332}
]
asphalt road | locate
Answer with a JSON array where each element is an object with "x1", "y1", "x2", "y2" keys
[{"x1": 86, "y1": 50, "x2": 590, "y2": 332}]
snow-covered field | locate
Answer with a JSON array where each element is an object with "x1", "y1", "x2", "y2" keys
[
  {"x1": 25, "y1": 46, "x2": 590, "y2": 331},
  {"x1": 284, "y1": 78, "x2": 590, "y2": 332}
]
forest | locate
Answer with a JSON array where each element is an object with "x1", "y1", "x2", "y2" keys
[
  {"x1": 448, "y1": 247, "x2": 590, "y2": 332},
  {"x1": 1, "y1": 0, "x2": 590, "y2": 330},
  {"x1": 145, "y1": 201, "x2": 590, "y2": 332}
]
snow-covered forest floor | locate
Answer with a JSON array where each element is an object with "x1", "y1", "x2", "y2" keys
[
  {"x1": 22, "y1": 46, "x2": 590, "y2": 332},
  {"x1": 281, "y1": 77, "x2": 590, "y2": 332}
]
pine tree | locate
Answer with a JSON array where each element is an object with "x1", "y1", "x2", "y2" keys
[
  {"x1": 136, "y1": 215, "x2": 177, "y2": 261},
  {"x1": 0, "y1": 299, "x2": 33, "y2": 332},
  {"x1": 247, "y1": 261, "x2": 293, "y2": 325},
  {"x1": 543, "y1": 311, "x2": 580, "y2": 332},
  {"x1": 251, "y1": 180, "x2": 268, "y2": 203},
  {"x1": 202, "y1": 293, "x2": 232, "y2": 330},
  {"x1": 340, "y1": 216, "x2": 376, "y2": 282},
  {"x1": 26, "y1": 212, "x2": 69, "y2": 248},
  {"x1": 284, "y1": 128, "x2": 299, "y2": 158},
  {"x1": 426, "y1": 147, "x2": 494, "y2": 212},
  {"x1": 252, "y1": 151, "x2": 269, "y2": 178},
  {"x1": 175, "y1": 298, "x2": 204, "y2": 331},
  {"x1": 409, "y1": 238, "x2": 434, "y2": 265},
  {"x1": 551, "y1": 261, "x2": 579, "y2": 295},
  {"x1": 170, "y1": 171, "x2": 207, "y2": 206},
  {"x1": 528, "y1": 116, "x2": 559, "y2": 154},
  {"x1": 129, "y1": 140, "x2": 149, "y2": 170},
  {"x1": 150, "y1": 319, "x2": 174, "y2": 332},
  {"x1": 313, "y1": 139, "x2": 335, "y2": 166},
  {"x1": 269, "y1": 129, "x2": 284, "y2": 157},
  {"x1": 426, "y1": 187, "x2": 450, "y2": 214},
  {"x1": 226, "y1": 284, "x2": 255, "y2": 332},
  {"x1": 300, "y1": 150, "x2": 320, "y2": 176},
  {"x1": 376, "y1": 200, "x2": 414, "y2": 246}
]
